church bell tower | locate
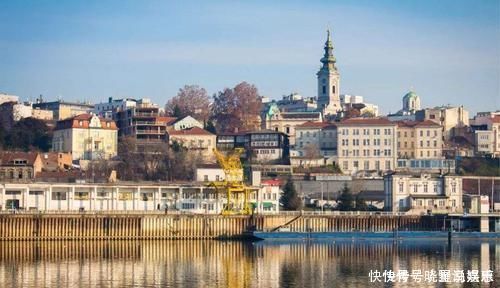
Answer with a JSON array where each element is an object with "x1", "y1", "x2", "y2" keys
[{"x1": 317, "y1": 29, "x2": 341, "y2": 115}]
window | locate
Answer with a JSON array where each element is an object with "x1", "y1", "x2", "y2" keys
[
  {"x1": 451, "y1": 183, "x2": 456, "y2": 193},
  {"x1": 375, "y1": 161, "x2": 380, "y2": 170},
  {"x1": 413, "y1": 185, "x2": 418, "y2": 193},
  {"x1": 343, "y1": 161, "x2": 348, "y2": 170},
  {"x1": 423, "y1": 184, "x2": 428, "y2": 193},
  {"x1": 29, "y1": 190, "x2": 44, "y2": 195},
  {"x1": 52, "y1": 192, "x2": 67, "y2": 201},
  {"x1": 353, "y1": 161, "x2": 359, "y2": 169},
  {"x1": 216, "y1": 175, "x2": 220, "y2": 181},
  {"x1": 385, "y1": 161, "x2": 391, "y2": 170},
  {"x1": 332, "y1": 85, "x2": 336, "y2": 94},
  {"x1": 5, "y1": 190, "x2": 21, "y2": 195},
  {"x1": 399, "y1": 183, "x2": 404, "y2": 193},
  {"x1": 182, "y1": 203, "x2": 195, "y2": 209},
  {"x1": 364, "y1": 161, "x2": 369, "y2": 170},
  {"x1": 204, "y1": 175, "x2": 208, "y2": 182},
  {"x1": 322, "y1": 86, "x2": 326, "y2": 94}
]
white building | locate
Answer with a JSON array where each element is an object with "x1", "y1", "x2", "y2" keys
[
  {"x1": 0, "y1": 181, "x2": 280, "y2": 214},
  {"x1": 337, "y1": 118, "x2": 397, "y2": 175},
  {"x1": 94, "y1": 97, "x2": 137, "y2": 119},
  {"x1": 294, "y1": 121, "x2": 337, "y2": 158},
  {"x1": 384, "y1": 173, "x2": 463, "y2": 214}
]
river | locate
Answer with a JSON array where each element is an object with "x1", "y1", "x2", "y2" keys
[{"x1": 0, "y1": 239, "x2": 497, "y2": 287}]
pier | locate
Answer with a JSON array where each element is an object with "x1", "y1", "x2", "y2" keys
[{"x1": 0, "y1": 212, "x2": 449, "y2": 240}]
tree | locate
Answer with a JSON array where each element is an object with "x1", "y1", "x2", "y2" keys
[
  {"x1": 165, "y1": 85, "x2": 211, "y2": 121},
  {"x1": 5, "y1": 117, "x2": 52, "y2": 151},
  {"x1": 204, "y1": 119, "x2": 217, "y2": 134},
  {"x1": 336, "y1": 183, "x2": 354, "y2": 211},
  {"x1": 212, "y1": 82, "x2": 262, "y2": 133},
  {"x1": 281, "y1": 178, "x2": 302, "y2": 210},
  {"x1": 303, "y1": 143, "x2": 321, "y2": 167}
]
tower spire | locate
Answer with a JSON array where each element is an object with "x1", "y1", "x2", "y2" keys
[{"x1": 321, "y1": 28, "x2": 336, "y2": 70}]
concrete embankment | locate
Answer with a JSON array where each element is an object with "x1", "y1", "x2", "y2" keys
[{"x1": 0, "y1": 212, "x2": 447, "y2": 241}]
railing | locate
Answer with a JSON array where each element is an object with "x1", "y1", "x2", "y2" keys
[{"x1": 0, "y1": 210, "x2": 410, "y2": 216}]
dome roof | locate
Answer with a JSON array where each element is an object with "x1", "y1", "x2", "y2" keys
[{"x1": 403, "y1": 90, "x2": 419, "y2": 100}]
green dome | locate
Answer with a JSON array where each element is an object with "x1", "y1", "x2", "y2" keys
[{"x1": 403, "y1": 91, "x2": 418, "y2": 100}]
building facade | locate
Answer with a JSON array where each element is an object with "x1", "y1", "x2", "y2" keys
[
  {"x1": 114, "y1": 99, "x2": 168, "y2": 150},
  {"x1": 337, "y1": 118, "x2": 397, "y2": 175},
  {"x1": 52, "y1": 114, "x2": 118, "y2": 160},
  {"x1": 384, "y1": 173, "x2": 463, "y2": 214},
  {"x1": 0, "y1": 152, "x2": 42, "y2": 182},
  {"x1": 33, "y1": 100, "x2": 94, "y2": 120},
  {"x1": 217, "y1": 130, "x2": 290, "y2": 164},
  {"x1": 396, "y1": 120, "x2": 443, "y2": 159},
  {"x1": 261, "y1": 103, "x2": 322, "y2": 147},
  {"x1": 294, "y1": 121, "x2": 337, "y2": 157},
  {"x1": 416, "y1": 106, "x2": 469, "y2": 140},
  {"x1": 0, "y1": 182, "x2": 280, "y2": 214},
  {"x1": 168, "y1": 127, "x2": 216, "y2": 161}
]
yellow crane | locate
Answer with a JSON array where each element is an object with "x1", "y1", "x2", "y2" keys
[{"x1": 208, "y1": 148, "x2": 253, "y2": 215}]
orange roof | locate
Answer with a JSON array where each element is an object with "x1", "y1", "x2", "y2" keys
[
  {"x1": 157, "y1": 116, "x2": 178, "y2": 125},
  {"x1": 168, "y1": 127, "x2": 214, "y2": 136},
  {"x1": 339, "y1": 117, "x2": 394, "y2": 126},
  {"x1": 492, "y1": 115, "x2": 500, "y2": 123},
  {"x1": 295, "y1": 121, "x2": 336, "y2": 129},
  {"x1": 55, "y1": 113, "x2": 117, "y2": 130}
]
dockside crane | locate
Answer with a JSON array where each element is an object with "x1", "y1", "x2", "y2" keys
[{"x1": 209, "y1": 148, "x2": 253, "y2": 215}]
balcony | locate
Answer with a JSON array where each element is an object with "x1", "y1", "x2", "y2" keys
[
  {"x1": 134, "y1": 112, "x2": 158, "y2": 118},
  {"x1": 136, "y1": 129, "x2": 165, "y2": 135}
]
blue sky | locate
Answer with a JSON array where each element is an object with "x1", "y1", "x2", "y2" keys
[{"x1": 0, "y1": 0, "x2": 499, "y2": 114}]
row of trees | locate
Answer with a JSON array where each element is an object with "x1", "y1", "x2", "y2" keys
[
  {"x1": 280, "y1": 179, "x2": 369, "y2": 211},
  {"x1": 165, "y1": 82, "x2": 263, "y2": 133}
]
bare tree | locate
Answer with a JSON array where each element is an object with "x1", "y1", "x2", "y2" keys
[
  {"x1": 303, "y1": 143, "x2": 321, "y2": 167},
  {"x1": 212, "y1": 82, "x2": 262, "y2": 133},
  {"x1": 165, "y1": 85, "x2": 211, "y2": 122}
]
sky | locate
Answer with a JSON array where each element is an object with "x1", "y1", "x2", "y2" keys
[{"x1": 0, "y1": 0, "x2": 499, "y2": 114}]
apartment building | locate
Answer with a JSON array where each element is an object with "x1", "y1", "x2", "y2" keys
[
  {"x1": 294, "y1": 121, "x2": 337, "y2": 157},
  {"x1": 114, "y1": 99, "x2": 168, "y2": 150},
  {"x1": 52, "y1": 114, "x2": 118, "y2": 160},
  {"x1": 0, "y1": 152, "x2": 42, "y2": 182},
  {"x1": 337, "y1": 118, "x2": 397, "y2": 174},
  {"x1": 396, "y1": 120, "x2": 443, "y2": 159},
  {"x1": 33, "y1": 100, "x2": 94, "y2": 120}
]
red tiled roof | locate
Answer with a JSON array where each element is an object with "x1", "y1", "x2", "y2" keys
[
  {"x1": 55, "y1": 113, "x2": 117, "y2": 130},
  {"x1": 415, "y1": 120, "x2": 441, "y2": 127},
  {"x1": 168, "y1": 127, "x2": 214, "y2": 136},
  {"x1": 492, "y1": 115, "x2": 500, "y2": 123},
  {"x1": 339, "y1": 117, "x2": 394, "y2": 126},
  {"x1": 0, "y1": 151, "x2": 39, "y2": 166},
  {"x1": 295, "y1": 121, "x2": 336, "y2": 129},
  {"x1": 262, "y1": 179, "x2": 281, "y2": 186}
]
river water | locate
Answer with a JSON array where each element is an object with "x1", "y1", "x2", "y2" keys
[{"x1": 0, "y1": 239, "x2": 497, "y2": 287}]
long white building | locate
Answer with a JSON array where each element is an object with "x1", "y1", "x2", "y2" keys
[{"x1": 0, "y1": 182, "x2": 281, "y2": 214}]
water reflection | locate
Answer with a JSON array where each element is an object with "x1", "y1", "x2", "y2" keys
[{"x1": 0, "y1": 240, "x2": 497, "y2": 287}]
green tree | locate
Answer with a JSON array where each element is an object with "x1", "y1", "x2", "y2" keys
[
  {"x1": 280, "y1": 178, "x2": 302, "y2": 210},
  {"x1": 337, "y1": 183, "x2": 354, "y2": 211}
]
